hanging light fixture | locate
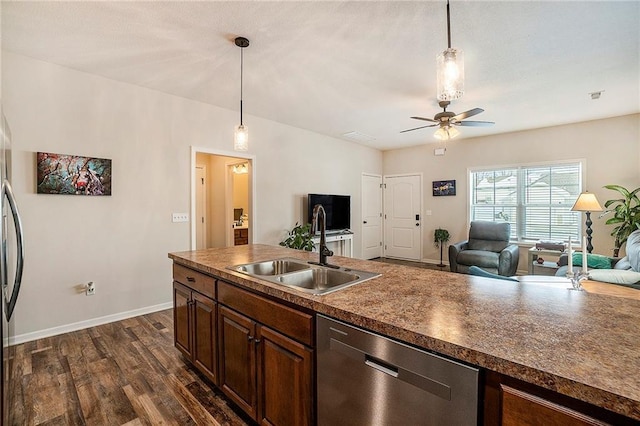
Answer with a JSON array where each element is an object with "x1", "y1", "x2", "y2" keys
[
  {"x1": 436, "y1": 1, "x2": 464, "y2": 102},
  {"x1": 234, "y1": 36, "x2": 250, "y2": 151},
  {"x1": 434, "y1": 125, "x2": 460, "y2": 141}
]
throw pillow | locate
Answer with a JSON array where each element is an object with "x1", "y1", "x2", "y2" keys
[
  {"x1": 571, "y1": 253, "x2": 613, "y2": 269},
  {"x1": 588, "y1": 269, "x2": 640, "y2": 286}
]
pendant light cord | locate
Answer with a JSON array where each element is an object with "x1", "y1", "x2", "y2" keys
[
  {"x1": 446, "y1": 0, "x2": 452, "y2": 49},
  {"x1": 240, "y1": 46, "x2": 244, "y2": 126}
]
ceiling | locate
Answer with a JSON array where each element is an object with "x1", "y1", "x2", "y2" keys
[{"x1": 2, "y1": 1, "x2": 639, "y2": 151}]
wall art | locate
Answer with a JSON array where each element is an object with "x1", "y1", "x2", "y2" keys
[
  {"x1": 37, "y1": 152, "x2": 112, "y2": 195},
  {"x1": 432, "y1": 179, "x2": 456, "y2": 196}
]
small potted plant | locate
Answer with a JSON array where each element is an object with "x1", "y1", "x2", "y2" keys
[
  {"x1": 434, "y1": 228, "x2": 450, "y2": 267},
  {"x1": 280, "y1": 222, "x2": 316, "y2": 251},
  {"x1": 600, "y1": 184, "x2": 640, "y2": 257}
]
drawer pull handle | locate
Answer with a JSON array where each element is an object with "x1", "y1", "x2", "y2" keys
[
  {"x1": 186, "y1": 276, "x2": 196, "y2": 282},
  {"x1": 254, "y1": 338, "x2": 261, "y2": 344},
  {"x1": 248, "y1": 335, "x2": 254, "y2": 341}
]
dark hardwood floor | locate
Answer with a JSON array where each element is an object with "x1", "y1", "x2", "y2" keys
[{"x1": 11, "y1": 309, "x2": 250, "y2": 426}]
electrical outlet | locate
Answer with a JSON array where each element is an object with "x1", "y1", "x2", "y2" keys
[
  {"x1": 86, "y1": 281, "x2": 95, "y2": 296},
  {"x1": 172, "y1": 213, "x2": 189, "y2": 223}
]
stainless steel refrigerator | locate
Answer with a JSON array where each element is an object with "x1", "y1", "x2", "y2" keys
[{"x1": 1, "y1": 108, "x2": 25, "y2": 426}]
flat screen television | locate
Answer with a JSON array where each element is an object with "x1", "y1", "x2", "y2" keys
[{"x1": 307, "y1": 194, "x2": 351, "y2": 231}]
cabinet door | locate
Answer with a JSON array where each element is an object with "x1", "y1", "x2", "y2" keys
[
  {"x1": 173, "y1": 282, "x2": 191, "y2": 359},
  {"x1": 219, "y1": 306, "x2": 257, "y2": 418},
  {"x1": 501, "y1": 385, "x2": 607, "y2": 426},
  {"x1": 192, "y1": 292, "x2": 217, "y2": 385},
  {"x1": 257, "y1": 326, "x2": 313, "y2": 426}
]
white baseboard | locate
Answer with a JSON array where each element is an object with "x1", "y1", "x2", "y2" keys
[{"x1": 11, "y1": 302, "x2": 173, "y2": 345}]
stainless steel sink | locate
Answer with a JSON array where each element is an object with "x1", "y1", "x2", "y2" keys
[
  {"x1": 234, "y1": 259, "x2": 311, "y2": 275},
  {"x1": 228, "y1": 258, "x2": 380, "y2": 295}
]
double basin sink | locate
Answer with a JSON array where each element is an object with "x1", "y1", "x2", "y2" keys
[{"x1": 229, "y1": 258, "x2": 381, "y2": 295}]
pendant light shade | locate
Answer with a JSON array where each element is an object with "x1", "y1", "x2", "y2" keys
[
  {"x1": 234, "y1": 125, "x2": 248, "y2": 151},
  {"x1": 234, "y1": 36, "x2": 250, "y2": 152},
  {"x1": 434, "y1": 125, "x2": 460, "y2": 141},
  {"x1": 436, "y1": 1, "x2": 464, "y2": 101}
]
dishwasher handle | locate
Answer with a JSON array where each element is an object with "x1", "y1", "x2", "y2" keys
[{"x1": 365, "y1": 355, "x2": 399, "y2": 378}]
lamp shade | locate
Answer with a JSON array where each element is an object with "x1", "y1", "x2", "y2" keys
[
  {"x1": 436, "y1": 48, "x2": 464, "y2": 101},
  {"x1": 434, "y1": 125, "x2": 460, "y2": 141},
  {"x1": 571, "y1": 192, "x2": 603, "y2": 212},
  {"x1": 234, "y1": 124, "x2": 248, "y2": 151}
]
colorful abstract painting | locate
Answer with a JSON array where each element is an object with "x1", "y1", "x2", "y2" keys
[
  {"x1": 37, "y1": 152, "x2": 112, "y2": 196},
  {"x1": 432, "y1": 180, "x2": 456, "y2": 196}
]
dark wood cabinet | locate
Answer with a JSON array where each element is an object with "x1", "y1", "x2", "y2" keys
[
  {"x1": 234, "y1": 228, "x2": 248, "y2": 245},
  {"x1": 172, "y1": 263, "x2": 314, "y2": 425},
  {"x1": 218, "y1": 280, "x2": 313, "y2": 426},
  {"x1": 172, "y1": 266, "x2": 218, "y2": 385},
  {"x1": 257, "y1": 325, "x2": 313, "y2": 426},
  {"x1": 218, "y1": 305, "x2": 257, "y2": 418},
  {"x1": 484, "y1": 371, "x2": 635, "y2": 426}
]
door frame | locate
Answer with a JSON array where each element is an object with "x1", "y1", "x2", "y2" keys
[
  {"x1": 361, "y1": 173, "x2": 383, "y2": 259},
  {"x1": 190, "y1": 146, "x2": 257, "y2": 250},
  {"x1": 383, "y1": 173, "x2": 423, "y2": 261},
  {"x1": 195, "y1": 165, "x2": 207, "y2": 249}
]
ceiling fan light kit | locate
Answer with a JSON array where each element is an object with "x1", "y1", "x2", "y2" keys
[
  {"x1": 436, "y1": 1, "x2": 464, "y2": 102},
  {"x1": 234, "y1": 36, "x2": 250, "y2": 152}
]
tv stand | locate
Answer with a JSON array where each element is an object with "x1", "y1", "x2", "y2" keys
[{"x1": 311, "y1": 231, "x2": 353, "y2": 257}]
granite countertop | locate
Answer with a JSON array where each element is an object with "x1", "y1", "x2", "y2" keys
[{"x1": 168, "y1": 244, "x2": 640, "y2": 421}]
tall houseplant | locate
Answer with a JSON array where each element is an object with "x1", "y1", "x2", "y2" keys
[
  {"x1": 279, "y1": 222, "x2": 316, "y2": 251},
  {"x1": 434, "y1": 228, "x2": 450, "y2": 267},
  {"x1": 600, "y1": 184, "x2": 640, "y2": 257}
]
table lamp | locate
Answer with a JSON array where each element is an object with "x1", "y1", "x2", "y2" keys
[{"x1": 571, "y1": 191, "x2": 603, "y2": 253}]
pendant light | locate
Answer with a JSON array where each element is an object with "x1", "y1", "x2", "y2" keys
[
  {"x1": 234, "y1": 36, "x2": 250, "y2": 151},
  {"x1": 436, "y1": 1, "x2": 464, "y2": 102},
  {"x1": 434, "y1": 125, "x2": 460, "y2": 141}
]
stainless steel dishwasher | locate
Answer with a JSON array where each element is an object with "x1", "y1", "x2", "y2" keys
[{"x1": 317, "y1": 315, "x2": 479, "y2": 425}]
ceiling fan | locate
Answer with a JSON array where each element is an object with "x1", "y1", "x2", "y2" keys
[{"x1": 401, "y1": 101, "x2": 494, "y2": 140}]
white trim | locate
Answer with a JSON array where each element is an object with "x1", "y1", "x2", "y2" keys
[
  {"x1": 190, "y1": 146, "x2": 257, "y2": 249},
  {"x1": 11, "y1": 302, "x2": 173, "y2": 345}
]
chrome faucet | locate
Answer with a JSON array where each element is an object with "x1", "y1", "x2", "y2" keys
[{"x1": 311, "y1": 204, "x2": 335, "y2": 267}]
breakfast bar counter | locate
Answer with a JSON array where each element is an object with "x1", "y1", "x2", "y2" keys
[{"x1": 169, "y1": 244, "x2": 640, "y2": 422}]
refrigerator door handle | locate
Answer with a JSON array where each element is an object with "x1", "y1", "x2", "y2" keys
[{"x1": 3, "y1": 179, "x2": 24, "y2": 320}]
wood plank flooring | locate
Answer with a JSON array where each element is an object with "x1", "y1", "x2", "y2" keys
[{"x1": 10, "y1": 309, "x2": 251, "y2": 426}]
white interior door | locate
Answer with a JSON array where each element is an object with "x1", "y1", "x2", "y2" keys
[
  {"x1": 361, "y1": 174, "x2": 382, "y2": 259},
  {"x1": 195, "y1": 166, "x2": 207, "y2": 249},
  {"x1": 384, "y1": 174, "x2": 422, "y2": 260}
]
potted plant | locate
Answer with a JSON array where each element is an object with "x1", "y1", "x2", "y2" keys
[
  {"x1": 280, "y1": 222, "x2": 316, "y2": 251},
  {"x1": 434, "y1": 228, "x2": 450, "y2": 267},
  {"x1": 600, "y1": 184, "x2": 640, "y2": 257}
]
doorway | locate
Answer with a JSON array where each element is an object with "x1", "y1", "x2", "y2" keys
[
  {"x1": 383, "y1": 174, "x2": 423, "y2": 261},
  {"x1": 191, "y1": 148, "x2": 255, "y2": 250}
]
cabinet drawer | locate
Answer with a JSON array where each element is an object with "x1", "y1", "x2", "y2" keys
[
  {"x1": 173, "y1": 264, "x2": 215, "y2": 298},
  {"x1": 218, "y1": 280, "x2": 313, "y2": 346}
]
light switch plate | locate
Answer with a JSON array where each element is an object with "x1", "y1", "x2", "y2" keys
[{"x1": 172, "y1": 213, "x2": 189, "y2": 223}]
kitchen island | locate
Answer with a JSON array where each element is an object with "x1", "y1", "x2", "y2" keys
[{"x1": 169, "y1": 244, "x2": 640, "y2": 424}]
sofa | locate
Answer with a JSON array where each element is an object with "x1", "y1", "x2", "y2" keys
[
  {"x1": 556, "y1": 229, "x2": 640, "y2": 287},
  {"x1": 449, "y1": 221, "x2": 519, "y2": 276}
]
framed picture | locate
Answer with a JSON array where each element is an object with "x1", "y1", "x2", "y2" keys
[
  {"x1": 433, "y1": 179, "x2": 456, "y2": 196},
  {"x1": 37, "y1": 152, "x2": 112, "y2": 195}
]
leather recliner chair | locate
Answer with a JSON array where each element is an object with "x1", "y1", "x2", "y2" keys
[{"x1": 449, "y1": 221, "x2": 519, "y2": 276}]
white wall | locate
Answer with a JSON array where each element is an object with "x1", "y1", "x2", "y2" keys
[
  {"x1": 383, "y1": 114, "x2": 640, "y2": 270},
  {"x1": 3, "y1": 52, "x2": 382, "y2": 338}
]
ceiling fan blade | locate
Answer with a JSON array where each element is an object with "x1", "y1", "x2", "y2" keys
[
  {"x1": 455, "y1": 120, "x2": 495, "y2": 127},
  {"x1": 410, "y1": 116, "x2": 439, "y2": 123},
  {"x1": 452, "y1": 108, "x2": 484, "y2": 121},
  {"x1": 400, "y1": 124, "x2": 439, "y2": 133}
]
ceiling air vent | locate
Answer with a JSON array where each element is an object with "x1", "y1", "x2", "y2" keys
[{"x1": 341, "y1": 131, "x2": 376, "y2": 143}]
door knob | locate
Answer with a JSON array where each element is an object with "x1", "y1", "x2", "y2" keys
[
  {"x1": 416, "y1": 223, "x2": 420, "y2": 226},
  {"x1": 363, "y1": 221, "x2": 368, "y2": 224}
]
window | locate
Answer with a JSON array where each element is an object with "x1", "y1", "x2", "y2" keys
[{"x1": 469, "y1": 161, "x2": 583, "y2": 242}]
